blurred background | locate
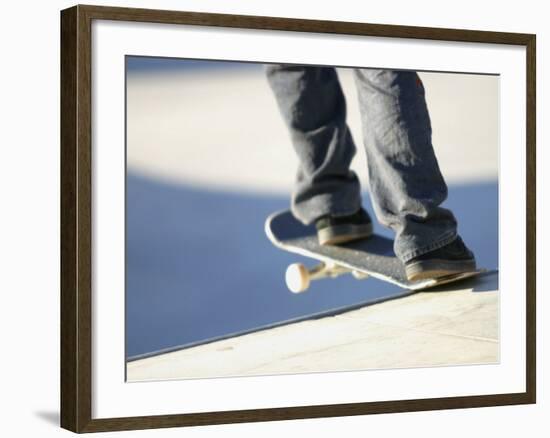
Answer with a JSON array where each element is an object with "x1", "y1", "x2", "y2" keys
[{"x1": 125, "y1": 57, "x2": 498, "y2": 361}]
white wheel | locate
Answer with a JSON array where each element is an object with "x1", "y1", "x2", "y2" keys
[{"x1": 285, "y1": 263, "x2": 310, "y2": 293}]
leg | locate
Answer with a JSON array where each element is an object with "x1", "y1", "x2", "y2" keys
[
  {"x1": 353, "y1": 69, "x2": 458, "y2": 263},
  {"x1": 265, "y1": 64, "x2": 361, "y2": 224}
]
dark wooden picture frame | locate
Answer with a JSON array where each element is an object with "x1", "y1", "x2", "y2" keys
[{"x1": 61, "y1": 4, "x2": 536, "y2": 433}]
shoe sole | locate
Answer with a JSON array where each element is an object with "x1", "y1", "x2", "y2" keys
[
  {"x1": 405, "y1": 259, "x2": 477, "y2": 282},
  {"x1": 318, "y1": 223, "x2": 374, "y2": 246}
]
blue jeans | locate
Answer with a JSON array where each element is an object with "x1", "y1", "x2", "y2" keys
[{"x1": 265, "y1": 65, "x2": 458, "y2": 262}]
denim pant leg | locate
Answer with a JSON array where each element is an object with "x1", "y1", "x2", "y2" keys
[
  {"x1": 265, "y1": 65, "x2": 361, "y2": 224},
  {"x1": 353, "y1": 69, "x2": 458, "y2": 262}
]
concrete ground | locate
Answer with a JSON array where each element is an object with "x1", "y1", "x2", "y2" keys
[
  {"x1": 127, "y1": 271, "x2": 498, "y2": 381},
  {"x1": 125, "y1": 61, "x2": 499, "y2": 381}
]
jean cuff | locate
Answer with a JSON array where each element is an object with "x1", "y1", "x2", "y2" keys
[
  {"x1": 398, "y1": 231, "x2": 458, "y2": 263},
  {"x1": 291, "y1": 193, "x2": 362, "y2": 225}
]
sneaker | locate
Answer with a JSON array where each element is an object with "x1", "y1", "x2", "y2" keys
[
  {"x1": 315, "y1": 208, "x2": 373, "y2": 245},
  {"x1": 404, "y1": 235, "x2": 476, "y2": 281}
]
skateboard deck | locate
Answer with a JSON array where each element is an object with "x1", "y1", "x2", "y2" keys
[{"x1": 266, "y1": 210, "x2": 485, "y2": 292}]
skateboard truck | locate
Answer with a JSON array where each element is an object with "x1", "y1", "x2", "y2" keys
[{"x1": 285, "y1": 262, "x2": 369, "y2": 293}]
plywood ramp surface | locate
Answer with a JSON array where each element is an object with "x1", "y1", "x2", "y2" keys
[{"x1": 127, "y1": 272, "x2": 498, "y2": 382}]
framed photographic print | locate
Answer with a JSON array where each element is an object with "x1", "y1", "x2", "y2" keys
[{"x1": 60, "y1": 4, "x2": 536, "y2": 433}]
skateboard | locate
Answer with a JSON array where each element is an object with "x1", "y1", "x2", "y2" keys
[{"x1": 265, "y1": 210, "x2": 486, "y2": 293}]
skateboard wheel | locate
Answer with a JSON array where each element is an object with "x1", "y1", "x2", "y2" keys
[{"x1": 285, "y1": 263, "x2": 310, "y2": 293}]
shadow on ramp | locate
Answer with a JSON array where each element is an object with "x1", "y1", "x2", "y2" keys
[
  {"x1": 423, "y1": 269, "x2": 499, "y2": 294},
  {"x1": 126, "y1": 171, "x2": 499, "y2": 359}
]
